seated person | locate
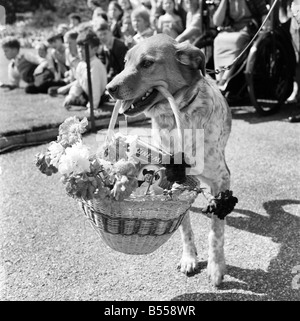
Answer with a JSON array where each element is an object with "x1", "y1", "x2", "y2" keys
[
  {"x1": 157, "y1": 0, "x2": 184, "y2": 39},
  {"x1": 47, "y1": 31, "x2": 69, "y2": 81},
  {"x1": 212, "y1": 0, "x2": 268, "y2": 89},
  {"x1": 131, "y1": 6, "x2": 154, "y2": 44},
  {"x1": 0, "y1": 37, "x2": 49, "y2": 91},
  {"x1": 36, "y1": 42, "x2": 50, "y2": 60},
  {"x1": 26, "y1": 32, "x2": 70, "y2": 94},
  {"x1": 63, "y1": 29, "x2": 107, "y2": 110},
  {"x1": 48, "y1": 30, "x2": 81, "y2": 97},
  {"x1": 94, "y1": 19, "x2": 128, "y2": 82}
]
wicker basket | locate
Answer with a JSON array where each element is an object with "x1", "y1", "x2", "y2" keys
[
  {"x1": 80, "y1": 191, "x2": 197, "y2": 255},
  {"x1": 79, "y1": 95, "x2": 198, "y2": 255}
]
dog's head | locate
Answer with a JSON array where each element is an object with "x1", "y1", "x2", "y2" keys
[{"x1": 106, "y1": 34, "x2": 206, "y2": 116}]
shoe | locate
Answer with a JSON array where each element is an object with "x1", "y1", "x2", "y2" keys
[
  {"x1": 48, "y1": 87, "x2": 58, "y2": 97},
  {"x1": 288, "y1": 114, "x2": 300, "y2": 123}
]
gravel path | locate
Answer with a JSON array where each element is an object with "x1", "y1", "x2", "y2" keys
[{"x1": 0, "y1": 107, "x2": 300, "y2": 301}]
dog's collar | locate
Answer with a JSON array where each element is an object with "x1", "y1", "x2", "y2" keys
[{"x1": 177, "y1": 88, "x2": 199, "y2": 112}]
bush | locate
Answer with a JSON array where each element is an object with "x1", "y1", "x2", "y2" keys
[
  {"x1": 53, "y1": 0, "x2": 90, "y2": 19},
  {"x1": 29, "y1": 8, "x2": 56, "y2": 28}
]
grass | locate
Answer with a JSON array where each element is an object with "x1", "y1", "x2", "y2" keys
[
  {"x1": 0, "y1": 88, "x2": 92, "y2": 136},
  {"x1": 0, "y1": 88, "x2": 148, "y2": 138}
]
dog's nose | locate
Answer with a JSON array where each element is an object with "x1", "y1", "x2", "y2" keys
[{"x1": 106, "y1": 84, "x2": 119, "y2": 97}]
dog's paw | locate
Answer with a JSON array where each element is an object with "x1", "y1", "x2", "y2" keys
[
  {"x1": 178, "y1": 253, "x2": 198, "y2": 275},
  {"x1": 207, "y1": 260, "x2": 226, "y2": 287}
]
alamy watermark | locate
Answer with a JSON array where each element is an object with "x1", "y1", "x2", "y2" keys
[{"x1": 96, "y1": 121, "x2": 205, "y2": 175}]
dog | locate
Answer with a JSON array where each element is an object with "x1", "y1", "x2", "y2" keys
[{"x1": 106, "y1": 34, "x2": 232, "y2": 286}]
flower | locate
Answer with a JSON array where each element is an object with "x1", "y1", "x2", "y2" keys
[
  {"x1": 163, "y1": 152, "x2": 191, "y2": 184},
  {"x1": 202, "y1": 190, "x2": 238, "y2": 220},
  {"x1": 47, "y1": 142, "x2": 65, "y2": 167},
  {"x1": 57, "y1": 117, "x2": 88, "y2": 148},
  {"x1": 35, "y1": 152, "x2": 58, "y2": 176},
  {"x1": 58, "y1": 142, "x2": 91, "y2": 176}
]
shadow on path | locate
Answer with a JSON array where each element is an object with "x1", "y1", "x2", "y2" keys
[
  {"x1": 230, "y1": 103, "x2": 300, "y2": 124},
  {"x1": 173, "y1": 199, "x2": 300, "y2": 301}
]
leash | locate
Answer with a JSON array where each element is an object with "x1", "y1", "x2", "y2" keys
[{"x1": 206, "y1": 0, "x2": 280, "y2": 76}]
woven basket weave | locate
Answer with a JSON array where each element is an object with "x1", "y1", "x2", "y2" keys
[{"x1": 80, "y1": 191, "x2": 197, "y2": 255}]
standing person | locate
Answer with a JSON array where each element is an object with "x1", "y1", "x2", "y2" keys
[
  {"x1": 176, "y1": 0, "x2": 203, "y2": 43},
  {"x1": 289, "y1": 0, "x2": 300, "y2": 122},
  {"x1": 131, "y1": 6, "x2": 154, "y2": 44},
  {"x1": 157, "y1": 0, "x2": 184, "y2": 38},
  {"x1": 94, "y1": 19, "x2": 128, "y2": 82},
  {"x1": 63, "y1": 29, "x2": 107, "y2": 111},
  {"x1": 0, "y1": 37, "x2": 48, "y2": 91},
  {"x1": 87, "y1": 0, "x2": 110, "y2": 21},
  {"x1": 118, "y1": 0, "x2": 134, "y2": 15},
  {"x1": 212, "y1": 0, "x2": 268, "y2": 89},
  {"x1": 120, "y1": 12, "x2": 136, "y2": 48},
  {"x1": 107, "y1": 1, "x2": 124, "y2": 39}
]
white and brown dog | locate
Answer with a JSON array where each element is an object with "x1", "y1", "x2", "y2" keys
[{"x1": 106, "y1": 34, "x2": 232, "y2": 286}]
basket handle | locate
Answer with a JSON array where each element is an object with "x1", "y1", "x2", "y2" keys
[
  {"x1": 106, "y1": 99, "x2": 122, "y2": 143},
  {"x1": 155, "y1": 86, "x2": 183, "y2": 149},
  {"x1": 106, "y1": 87, "x2": 183, "y2": 148}
]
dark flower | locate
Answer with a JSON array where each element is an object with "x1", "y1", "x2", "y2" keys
[
  {"x1": 203, "y1": 190, "x2": 238, "y2": 219},
  {"x1": 162, "y1": 152, "x2": 191, "y2": 184},
  {"x1": 35, "y1": 153, "x2": 58, "y2": 176}
]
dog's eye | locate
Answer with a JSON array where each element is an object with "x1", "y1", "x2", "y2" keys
[{"x1": 141, "y1": 60, "x2": 154, "y2": 68}]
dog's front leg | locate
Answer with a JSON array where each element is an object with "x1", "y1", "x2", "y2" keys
[
  {"x1": 178, "y1": 211, "x2": 198, "y2": 274},
  {"x1": 206, "y1": 176, "x2": 229, "y2": 286}
]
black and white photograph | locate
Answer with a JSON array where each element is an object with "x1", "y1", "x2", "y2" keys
[{"x1": 0, "y1": 0, "x2": 299, "y2": 304}]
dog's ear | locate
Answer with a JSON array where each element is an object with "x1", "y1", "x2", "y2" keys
[{"x1": 175, "y1": 41, "x2": 206, "y2": 76}]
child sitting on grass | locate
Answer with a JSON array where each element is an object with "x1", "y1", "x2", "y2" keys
[
  {"x1": 63, "y1": 29, "x2": 107, "y2": 111},
  {"x1": 48, "y1": 30, "x2": 80, "y2": 97},
  {"x1": 0, "y1": 37, "x2": 48, "y2": 91}
]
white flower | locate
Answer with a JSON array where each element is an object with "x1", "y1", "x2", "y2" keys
[
  {"x1": 58, "y1": 142, "x2": 91, "y2": 175},
  {"x1": 57, "y1": 117, "x2": 88, "y2": 147},
  {"x1": 48, "y1": 142, "x2": 65, "y2": 168},
  {"x1": 99, "y1": 159, "x2": 113, "y2": 172}
]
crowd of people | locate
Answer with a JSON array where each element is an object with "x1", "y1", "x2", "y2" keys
[{"x1": 1, "y1": 0, "x2": 300, "y2": 121}]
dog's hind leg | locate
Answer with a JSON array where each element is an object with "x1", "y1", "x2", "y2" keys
[
  {"x1": 205, "y1": 162, "x2": 230, "y2": 286},
  {"x1": 178, "y1": 211, "x2": 198, "y2": 274}
]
